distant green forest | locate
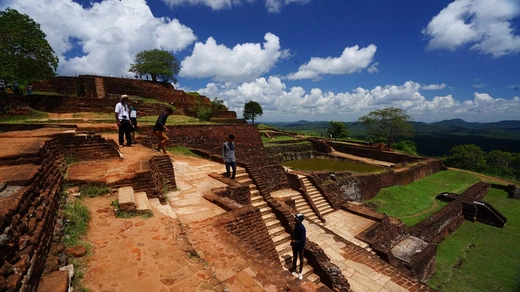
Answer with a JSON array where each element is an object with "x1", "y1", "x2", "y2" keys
[{"x1": 264, "y1": 119, "x2": 520, "y2": 157}]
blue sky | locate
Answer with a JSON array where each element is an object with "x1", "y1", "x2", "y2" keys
[{"x1": 2, "y1": 0, "x2": 519, "y2": 123}]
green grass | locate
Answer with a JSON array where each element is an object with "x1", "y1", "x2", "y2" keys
[
  {"x1": 167, "y1": 146, "x2": 199, "y2": 157},
  {"x1": 79, "y1": 184, "x2": 110, "y2": 198},
  {"x1": 366, "y1": 170, "x2": 481, "y2": 226},
  {"x1": 428, "y1": 188, "x2": 520, "y2": 291},
  {"x1": 137, "y1": 114, "x2": 200, "y2": 125},
  {"x1": 63, "y1": 199, "x2": 90, "y2": 247},
  {"x1": 110, "y1": 199, "x2": 152, "y2": 218},
  {"x1": 0, "y1": 108, "x2": 48, "y2": 123}
]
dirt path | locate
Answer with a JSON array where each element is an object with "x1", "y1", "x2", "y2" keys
[{"x1": 82, "y1": 195, "x2": 219, "y2": 292}]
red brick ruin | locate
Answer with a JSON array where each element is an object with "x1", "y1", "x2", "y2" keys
[{"x1": 0, "y1": 76, "x2": 517, "y2": 291}]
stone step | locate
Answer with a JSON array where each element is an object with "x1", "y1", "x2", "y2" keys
[
  {"x1": 275, "y1": 242, "x2": 292, "y2": 255},
  {"x1": 262, "y1": 212, "x2": 275, "y2": 221},
  {"x1": 259, "y1": 206, "x2": 271, "y2": 214},
  {"x1": 320, "y1": 208, "x2": 334, "y2": 216},
  {"x1": 251, "y1": 195, "x2": 263, "y2": 204},
  {"x1": 118, "y1": 186, "x2": 136, "y2": 211},
  {"x1": 295, "y1": 201, "x2": 307, "y2": 208},
  {"x1": 252, "y1": 200, "x2": 267, "y2": 209},
  {"x1": 274, "y1": 238, "x2": 291, "y2": 251},
  {"x1": 306, "y1": 273, "x2": 320, "y2": 283},
  {"x1": 272, "y1": 233, "x2": 291, "y2": 245},
  {"x1": 149, "y1": 198, "x2": 177, "y2": 219},
  {"x1": 268, "y1": 225, "x2": 285, "y2": 236},
  {"x1": 134, "y1": 192, "x2": 153, "y2": 215},
  {"x1": 314, "y1": 201, "x2": 329, "y2": 209},
  {"x1": 265, "y1": 219, "x2": 280, "y2": 230}
]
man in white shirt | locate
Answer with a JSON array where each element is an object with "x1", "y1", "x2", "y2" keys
[{"x1": 114, "y1": 95, "x2": 133, "y2": 147}]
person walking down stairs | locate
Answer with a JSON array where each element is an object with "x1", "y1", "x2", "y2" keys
[
  {"x1": 222, "y1": 134, "x2": 236, "y2": 179},
  {"x1": 291, "y1": 214, "x2": 306, "y2": 280}
]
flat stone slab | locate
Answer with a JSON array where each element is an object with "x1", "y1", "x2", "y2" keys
[
  {"x1": 118, "y1": 186, "x2": 135, "y2": 211},
  {"x1": 391, "y1": 236, "x2": 429, "y2": 263},
  {"x1": 135, "y1": 191, "x2": 152, "y2": 215},
  {"x1": 0, "y1": 164, "x2": 40, "y2": 186},
  {"x1": 149, "y1": 198, "x2": 177, "y2": 219}
]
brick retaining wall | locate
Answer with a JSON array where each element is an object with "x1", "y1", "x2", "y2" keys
[
  {"x1": 0, "y1": 137, "x2": 65, "y2": 291},
  {"x1": 329, "y1": 141, "x2": 422, "y2": 164}
]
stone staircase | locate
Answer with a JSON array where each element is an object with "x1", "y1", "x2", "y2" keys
[
  {"x1": 294, "y1": 177, "x2": 334, "y2": 223},
  {"x1": 95, "y1": 77, "x2": 106, "y2": 98},
  {"x1": 234, "y1": 170, "x2": 321, "y2": 283},
  {"x1": 117, "y1": 186, "x2": 152, "y2": 215}
]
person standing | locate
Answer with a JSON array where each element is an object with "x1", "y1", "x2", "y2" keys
[
  {"x1": 0, "y1": 79, "x2": 5, "y2": 92},
  {"x1": 222, "y1": 134, "x2": 236, "y2": 179},
  {"x1": 26, "y1": 83, "x2": 32, "y2": 95},
  {"x1": 291, "y1": 214, "x2": 306, "y2": 280},
  {"x1": 153, "y1": 107, "x2": 174, "y2": 154},
  {"x1": 129, "y1": 103, "x2": 137, "y2": 144},
  {"x1": 114, "y1": 95, "x2": 132, "y2": 147}
]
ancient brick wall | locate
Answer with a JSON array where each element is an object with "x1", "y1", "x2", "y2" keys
[
  {"x1": 314, "y1": 159, "x2": 446, "y2": 204},
  {"x1": 409, "y1": 201, "x2": 464, "y2": 243},
  {"x1": 329, "y1": 142, "x2": 422, "y2": 164},
  {"x1": 0, "y1": 137, "x2": 65, "y2": 291},
  {"x1": 308, "y1": 139, "x2": 332, "y2": 153},
  {"x1": 148, "y1": 156, "x2": 177, "y2": 200},
  {"x1": 31, "y1": 77, "x2": 77, "y2": 96},
  {"x1": 30, "y1": 76, "x2": 238, "y2": 118},
  {"x1": 57, "y1": 133, "x2": 121, "y2": 161},
  {"x1": 222, "y1": 205, "x2": 279, "y2": 263},
  {"x1": 265, "y1": 143, "x2": 315, "y2": 162},
  {"x1": 460, "y1": 181, "x2": 490, "y2": 200}
]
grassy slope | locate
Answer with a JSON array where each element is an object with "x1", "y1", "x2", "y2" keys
[
  {"x1": 366, "y1": 170, "x2": 481, "y2": 226},
  {"x1": 428, "y1": 188, "x2": 520, "y2": 292},
  {"x1": 367, "y1": 169, "x2": 520, "y2": 291}
]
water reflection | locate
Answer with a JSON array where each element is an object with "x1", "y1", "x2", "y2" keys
[{"x1": 281, "y1": 157, "x2": 383, "y2": 174}]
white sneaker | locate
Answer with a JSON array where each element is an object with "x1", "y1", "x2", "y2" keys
[
  {"x1": 292, "y1": 272, "x2": 298, "y2": 278},
  {"x1": 298, "y1": 273, "x2": 303, "y2": 280}
]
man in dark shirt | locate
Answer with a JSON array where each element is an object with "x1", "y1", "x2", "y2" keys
[
  {"x1": 291, "y1": 213, "x2": 306, "y2": 280},
  {"x1": 153, "y1": 107, "x2": 174, "y2": 154}
]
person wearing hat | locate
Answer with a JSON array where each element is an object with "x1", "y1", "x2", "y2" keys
[
  {"x1": 222, "y1": 134, "x2": 236, "y2": 179},
  {"x1": 114, "y1": 94, "x2": 133, "y2": 147},
  {"x1": 291, "y1": 214, "x2": 306, "y2": 280}
]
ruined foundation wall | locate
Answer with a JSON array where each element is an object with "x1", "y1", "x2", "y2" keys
[
  {"x1": 329, "y1": 142, "x2": 423, "y2": 164},
  {"x1": 265, "y1": 143, "x2": 316, "y2": 162},
  {"x1": 0, "y1": 138, "x2": 65, "y2": 291},
  {"x1": 315, "y1": 159, "x2": 446, "y2": 204},
  {"x1": 409, "y1": 201, "x2": 464, "y2": 244}
]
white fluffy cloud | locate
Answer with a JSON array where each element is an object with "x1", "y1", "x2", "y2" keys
[
  {"x1": 422, "y1": 83, "x2": 447, "y2": 90},
  {"x1": 422, "y1": 0, "x2": 520, "y2": 57},
  {"x1": 161, "y1": 0, "x2": 310, "y2": 12},
  {"x1": 1, "y1": 0, "x2": 197, "y2": 77},
  {"x1": 196, "y1": 78, "x2": 520, "y2": 122},
  {"x1": 287, "y1": 45, "x2": 377, "y2": 80},
  {"x1": 179, "y1": 33, "x2": 290, "y2": 82}
]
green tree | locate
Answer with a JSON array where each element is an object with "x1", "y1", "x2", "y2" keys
[
  {"x1": 444, "y1": 144, "x2": 486, "y2": 171},
  {"x1": 129, "y1": 49, "x2": 180, "y2": 83},
  {"x1": 243, "y1": 101, "x2": 263, "y2": 124},
  {"x1": 486, "y1": 150, "x2": 514, "y2": 177},
  {"x1": 0, "y1": 8, "x2": 58, "y2": 83},
  {"x1": 189, "y1": 96, "x2": 227, "y2": 121},
  {"x1": 326, "y1": 121, "x2": 348, "y2": 139},
  {"x1": 393, "y1": 140, "x2": 418, "y2": 156},
  {"x1": 358, "y1": 107, "x2": 413, "y2": 148}
]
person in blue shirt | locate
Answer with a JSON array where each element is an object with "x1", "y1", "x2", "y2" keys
[
  {"x1": 291, "y1": 213, "x2": 306, "y2": 280},
  {"x1": 152, "y1": 107, "x2": 174, "y2": 154},
  {"x1": 222, "y1": 134, "x2": 236, "y2": 179}
]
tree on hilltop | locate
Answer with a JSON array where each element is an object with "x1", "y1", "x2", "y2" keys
[
  {"x1": 0, "y1": 8, "x2": 59, "y2": 83},
  {"x1": 129, "y1": 49, "x2": 180, "y2": 83},
  {"x1": 358, "y1": 107, "x2": 413, "y2": 148},
  {"x1": 326, "y1": 121, "x2": 349, "y2": 139},
  {"x1": 243, "y1": 101, "x2": 263, "y2": 125}
]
